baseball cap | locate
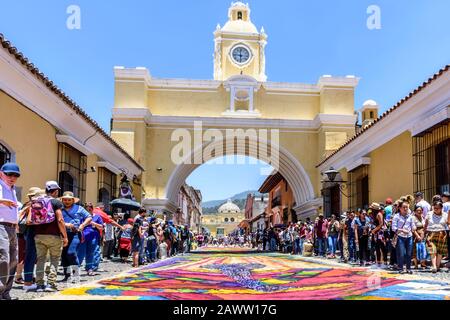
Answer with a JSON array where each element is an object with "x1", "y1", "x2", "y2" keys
[
  {"x1": 1, "y1": 163, "x2": 21, "y2": 176},
  {"x1": 442, "y1": 191, "x2": 450, "y2": 198},
  {"x1": 45, "y1": 181, "x2": 61, "y2": 191}
]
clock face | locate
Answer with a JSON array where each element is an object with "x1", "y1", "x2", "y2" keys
[{"x1": 231, "y1": 46, "x2": 251, "y2": 64}]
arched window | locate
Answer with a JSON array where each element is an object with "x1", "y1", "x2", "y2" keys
[
  {"x1": 237, "y1": 11, "x2": 243, "y2": 20},
  {"x1": 0, "y1": 143, "x2": 11, "y2": 167}
]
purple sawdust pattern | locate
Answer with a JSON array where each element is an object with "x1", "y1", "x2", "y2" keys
[{"x1": 204, "y1": 263, "x2": 285, "y2": 292}]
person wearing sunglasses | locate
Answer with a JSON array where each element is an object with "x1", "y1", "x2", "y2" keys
[{"x1": 0, "y1": 163, "x2": 21, "y2": 300}]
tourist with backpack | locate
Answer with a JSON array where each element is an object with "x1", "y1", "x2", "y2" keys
[
  {"x1": 60, "y1": 191, "x2": 92, "y2": 283},
  {"x1": 0, "y1": 163, "x2": 21, "y2": 300},
  {"x1": 26, "y1": 186, "x2": 68, "y2": 292}
]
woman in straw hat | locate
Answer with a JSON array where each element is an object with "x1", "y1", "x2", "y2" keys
[{"x1": 60, "y1": 191, "x2": 92, "y2": 283}]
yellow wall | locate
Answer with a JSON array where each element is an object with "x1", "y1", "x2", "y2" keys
[
  {"x1": 147, "y1": 89, "x2": 230, "y2": 117},
  {"x1": 369, "y1": 131, "x2": 413, "y2": 203},
  {"x1": 202, "y1": 212, "x2": 245, "y2": 237},
  {"x1": 0, "y1": 90, "x2": 58, "y2": 203},
  {"x1": 115, "y1": 79, "x2": 147, "y2": 109},
  {"x1": 111, "y1": 121, "x2": 329, "y2": 202},
  {"x1": 86, "y1": 154, "x2": 99, "y2": 204},
  {"x1": 1, "y1": 90, "x2": 130, "y2": 206},
  {"x1": 320, "y1": 88, "x2": 355, "y2": 115},
  {"x1": 256, "y1": 89, "x2": 320, "y2": 119},
  {"x1": 110, "y1": 79, "x2": 359, "y2": 121},
  {"x1": 220, "y1": 36, "x2": 262, "y2": 81}
]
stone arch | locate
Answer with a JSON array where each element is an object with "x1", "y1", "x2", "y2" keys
[{"x1": 164, "y1": 137, "x2": 316, "y2": 215}]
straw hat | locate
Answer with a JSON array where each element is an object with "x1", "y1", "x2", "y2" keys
[
  {"x1": 60, "y1": 191, "x2": 80, "y2": 203},
  {"x1": 27, "y1": 187, "x2": 42, "y2": 197},
  {"x1": 369, "y1": 202, "x2": 382, "y2": 211}
]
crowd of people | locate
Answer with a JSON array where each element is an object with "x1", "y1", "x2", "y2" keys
[
  {"x1": 254, "y1": 192, "x2": 450, "y2": 274},
  {"x1": 1, "y1": 162, "x2": 449, "y2": 300},
  {"x1": 0, "y1": 162, "x2": 203, "y2": 300}
]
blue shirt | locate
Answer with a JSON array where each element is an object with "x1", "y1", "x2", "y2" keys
[
  {"x1": 0, "y1": 178, "x2": 18, "y2": 224},
  {"x1": 83, "y1": 215, "x2": 103, "y2": 242},
  {"x1": 62, "y1": 204, "x2": 90, "y2": 229},
  {"x1": 443, "y1": 202, "x2": 450, "y2": 215}
]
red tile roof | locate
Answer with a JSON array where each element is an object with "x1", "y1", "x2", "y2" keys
[
  {"x1": 316, "y1": 64, "x2": 450, "y2": 168},
  {"x1": 0, "y1": 33, "x2": 144, "y2": 172}
]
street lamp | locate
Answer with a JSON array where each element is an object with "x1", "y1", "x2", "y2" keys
[
  {"x1": 322, "y1": 167, "x2": 348, "y2": 197},
  {"x1": 324, "y1": 167, "x2": 338, "y2": 182}
]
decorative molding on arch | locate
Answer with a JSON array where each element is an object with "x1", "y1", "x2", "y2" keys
[
  {"x1": 163, "y1": 137, "x2": 316, "y2": 213},
  {"x1": 294, "y1": 197, "x2": 322, "y2": 218},
  {"x1": 142, "y1": 198, "x2": 178, "y2": 214}
]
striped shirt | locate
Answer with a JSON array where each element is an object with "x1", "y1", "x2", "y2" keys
[{"x1": 392, "y1": 213, "x2": 416, "y2": 238}]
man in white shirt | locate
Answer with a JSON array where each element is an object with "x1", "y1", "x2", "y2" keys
[
  {"x1": 415, "y1": 192, "x2": 431, "y2": 218},
  {"x1": 0, "y1": 163, "x2": 21, "y2": 300}
]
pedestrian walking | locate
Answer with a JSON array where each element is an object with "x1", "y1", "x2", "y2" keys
[
  {"x1": 392, "y1": 200, "x2": 416, "y2": 274},
  {"x1": 60, "y1": 191, "x2": 92, "y2": 283},
  {"x1": 77, "y1": 203, "x2": 103, "y2": 275},
  {"x1": 26, "y1": 187, "x2": 68, "y2": 291}
]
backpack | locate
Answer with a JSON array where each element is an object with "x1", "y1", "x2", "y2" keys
[{"x1": 29, "y1": 196, "x2": 55, "y2": 225}]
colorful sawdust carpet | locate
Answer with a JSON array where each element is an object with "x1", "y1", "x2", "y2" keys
[{"x1": 48, "y1": 252, "x2": 450, "y2": 300}]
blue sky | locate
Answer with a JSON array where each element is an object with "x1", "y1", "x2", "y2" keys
[{"x1": 1, "y1": 1, "x2": 449, "y2": 201}]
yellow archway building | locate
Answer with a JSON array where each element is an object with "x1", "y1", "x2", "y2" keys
[
  {"x1": 111, "y1": 2, "x2": 359, "y2": 219},
  {"x1": 202, "y1": 199, "x2": 245, "y2": 238}
]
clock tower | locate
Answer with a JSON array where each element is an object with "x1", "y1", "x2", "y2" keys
[{"x1": 214, "y1": 2, "x2": 267, "y2": 82}]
